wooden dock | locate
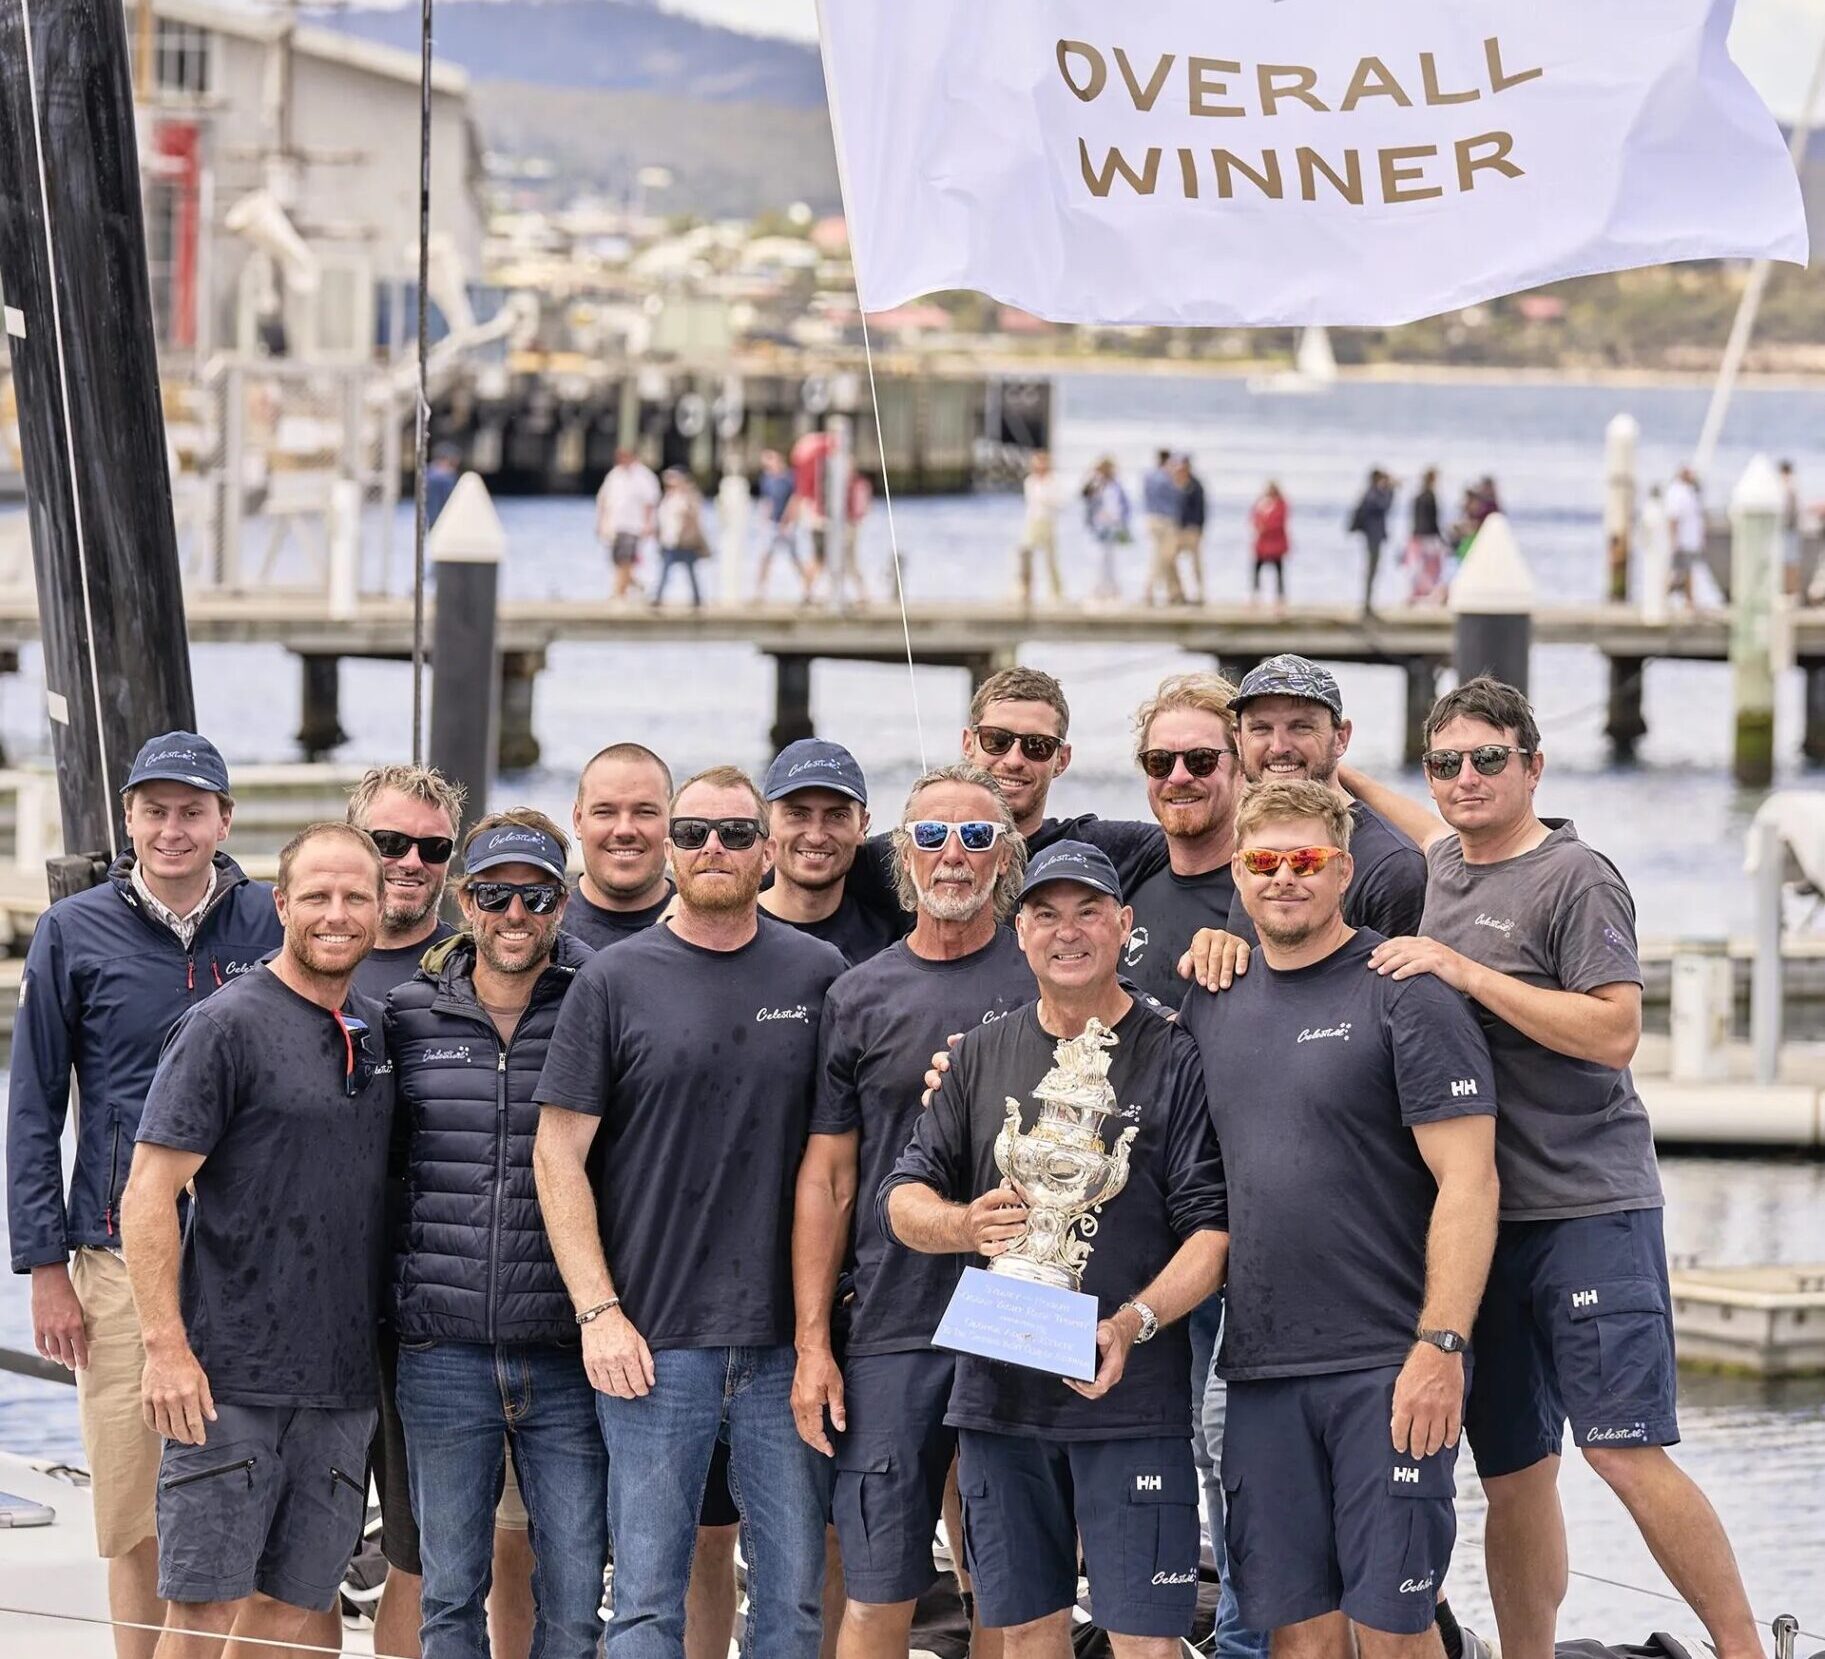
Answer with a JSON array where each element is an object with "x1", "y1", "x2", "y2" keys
[
  {"x1": 1667, "y1": 1266, "x2": 1825, "y2": 1376},
  {"x1": 0, "y1": 590, "x2": 1816, "y2": 766}
]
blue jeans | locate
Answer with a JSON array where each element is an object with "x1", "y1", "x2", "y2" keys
[
  {"x1": 595, "y1": 1344, "x2": 827, "y2": 1659},
  {"x1": 396, "y1": 1341, "x2": 609, "y2": 1659},
  {"x1": 652, "y1": 549, "x2": 702, "y2": 606},
  {"x1": 1194, "y1": 1296, "x2": 1269, "y2": 1659}
]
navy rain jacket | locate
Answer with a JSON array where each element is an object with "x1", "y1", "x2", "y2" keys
[
  {"x1": 7, "y1": 853, "x2": 282, "y2": 1272},
  {"x1": 385, "y1": 930, "x2": 592, "y2": 1346}
]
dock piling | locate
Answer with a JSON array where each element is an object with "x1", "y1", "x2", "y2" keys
[
  {"x1": 1729, "y1": 456, "x2": 1781, "y2": 789},
  {"x1": 1449, "y1": 514, "x2": 1534, "y2": 693},
  {"x1": 297, "y1": 655, "x2": 347, "y2": 761},
  {"x1": 1605, "y1": 413, "x2": 1639, "y2": 602},
  {"x1": 770, "y1": 654, "x2": 815, "y2": 754},
  {"x1": 427, "y1": 474, "x2": 507, "y2": 835},
  {"x1": 1605, "y1": 656, "x2": 1648, "y2": 764},
  {"x1": 1802, "y1": 659, "x2": 1825, "y2": 765},
  {"x1": 1401, "y1": 658, "x2": 1437, "y2": 766}
]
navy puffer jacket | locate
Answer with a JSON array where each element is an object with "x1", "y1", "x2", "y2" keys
[{"x1": 384, "y1": 930, "x2": 592, "y2": 1345}]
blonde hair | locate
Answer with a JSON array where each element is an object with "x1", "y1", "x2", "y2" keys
[
  {"x1": 1234, "y1": 780, "x2": 1354, "y2": 851},
  {"x1": 347, "y1": 765, "x2": 465, "y2": 836},
  {"x1": 1132, "y1": 671, "x2": 1238, "y2": 758},
  {"x1": 890, "y1": 763, "x2": 1028, "y2": 921},
  {"x1": 670, "y1": 765, "x2": 767, "y2": 823}
]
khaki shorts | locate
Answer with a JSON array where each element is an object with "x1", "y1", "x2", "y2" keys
[
  {"x1": 71, "y1": 1247, "x2": 162, "y2": 1557},
  {"x1": 497, "y1": 1444, "x2": 528, "y2": 1532}
]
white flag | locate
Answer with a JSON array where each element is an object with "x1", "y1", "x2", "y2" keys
[{"x1": 817, "y1": 0, "x2": 1809, "y2": 327}]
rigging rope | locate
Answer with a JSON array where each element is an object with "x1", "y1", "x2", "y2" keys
[{"x1": 410, "y1": 0, "x2": 434, "y2": 765}]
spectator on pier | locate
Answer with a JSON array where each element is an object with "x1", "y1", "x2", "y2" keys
[
  {"x1": 426, "y1": 444, "x2": 462, "y2": 529},
  {"x1": 597, "y1": 447, "x2": 660, "y2": 604},
  {"x1": 1249, "y1": 481, "x2": 1289, "y2": 610},
  {"x1": 1405, "y1": 466, "x2": 1450, "y2": 605},
  {"x1": 755, "y1": 449, "x2": 812, "y2": 604},
  {"x1": 1143, "y1": 447, "x2": 1188, "y2": 604},
  {"x1": 1664, "y1": 466, "x2": 1707, "y2": 608},
  {"x1": 1016, "y1": 449, "x2": 1068, "y2": 607},
  {"x1": 1451, "y1": 476, "x2": 1501, "y2": 557},
  {"x1": 1779, "y1": 459, "x2": 1804, "y2": 597},
  {"x1": 1082, "y1": 456, "x2": 1131, "y2": 603},
  {"x1": 1350, "y1": 467, "x2": 1396, "y2": 616},
  {"x1": 651, "y1": 469, "x2": 709, "y2": 612},
  {"x1": 831, "y1": 469, "x2": 873, "y2": 611},
  {"x1": 791, "y1": 430, "x2": 837, "y2": 597},
  {"x1": 1173, "y1": 455, "x2": 1208, "y2": 605}
]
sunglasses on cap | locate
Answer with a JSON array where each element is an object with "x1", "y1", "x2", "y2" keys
[
  {"x1": 1236, "y1": 845, "x2": 1347, "y2": 878},
  {"x1": 469, "y1": 880, "x2": 565, "y2": 916},
  {"x1": 334, "y1": 1011, "x2": 379, "y2": 1100},
  {"x1": 1139, "y1": 747, "x2": 1234, "y2": 781},
  {"x1": 669, "y1": 817, "x2": 765, "y2": 852},
  {"x1": 907, "y1": 820, "x2": 1006, "y2": 853},
  {"x1": 1422, "y1": 744, "x2": 1533, "y2": 781},
  {"x1": 972, "y1": 725, "x2": 1063, "y2": 763},
  {"x1": 368, "y1": 829, "x2": 456, "y2": 865}
]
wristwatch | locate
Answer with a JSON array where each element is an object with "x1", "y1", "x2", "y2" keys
[
  {"x1": 1121, "y1": 1300, "x2": 1159, "y2": 1344},
  {"x1": 1416, "y1": 1328, "x2": 1468, "y2": 1354}
]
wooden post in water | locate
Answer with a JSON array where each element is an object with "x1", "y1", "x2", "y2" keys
[
  {"x1": 1730, "y1": 456, "x2": 1781, "y2": 789},
  {"x1": 0, "y1": 0, "x2": 196, "y2": 891},
  {"x1": 1450, "y1": 515, "x2": 1534, "y2": 694},
  {"x1": 428, "y1": 473, "x2": 506, "y2": 839},
  {"x1": 1605, "y1": 414, "x2": 1639, "y2": 603}
]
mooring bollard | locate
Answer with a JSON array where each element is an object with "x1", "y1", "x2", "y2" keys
[
  {"x1": 1450, "y1": 513, "x2": 1534, "y2": 692},
  {"x1": 1730, "y1": 455, "x2": 1781, "y2": 789},
  {"x1": 718, "y1": 463, "x2": 750, "y2": 608},
  {"x1": 1605, "y1": 413, "x2": 1639, "y2": 602},
  {"x1": 427, "y1": 471, "x2": 506, "y2": 837},
  {"x1": 1639, "y1": 487, "x2": 1673, "y2": 625}
]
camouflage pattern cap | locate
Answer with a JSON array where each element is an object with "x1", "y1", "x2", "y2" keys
[{"x1": 1231, "y1": 655, "x2": 1344, "y2": 721}]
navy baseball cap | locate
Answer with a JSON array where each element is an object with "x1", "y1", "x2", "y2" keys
[
  {"x1": 764, "y1": 739, "x2": 868, "y2": 805},
  {"x1": 1232, "y1": 654, "x2": 1345, "y2": 722},
  {"x1": 464, "y1": 824, "x2": 568, "y2": 882},
  {"x1": 1019, "y1": 840, "x2": 1123, "y2": 905},
  {"x1": 122, "y1": 731, "x2": 230, "y2": 795}
]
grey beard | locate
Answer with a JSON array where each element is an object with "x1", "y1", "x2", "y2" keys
[{"x1": 916, "y1": 870, "x2": 993, "y2": 924}]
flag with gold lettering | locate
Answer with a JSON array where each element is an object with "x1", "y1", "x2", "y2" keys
[{"x1": 816, "y1": 0, "x2": 1808, "y2": 326}]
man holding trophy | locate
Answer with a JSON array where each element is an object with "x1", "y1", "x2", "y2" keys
[{"x1": 883, "y1": 841, "x2": 1228, "y2": 1657}]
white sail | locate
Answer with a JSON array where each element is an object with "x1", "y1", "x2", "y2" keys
[{"x1": 1295, "y1": 327, "x2": 1338, "y2": 385}]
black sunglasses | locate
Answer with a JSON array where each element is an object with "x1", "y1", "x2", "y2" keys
[
  {"x1": 335, "y1": 1011, "x2": 376, "y2": 1100},
  {"x1": 369, "y1": 829, "x2": 456, "y2": 865},
  {"x1": 670, "y1": 817, "x2": 765, "y2": 852},
  {"x1": 1422, "y1": 744, "x2": 1533, "y2": 780},
  {"x1": 1139, "y1": 747, "x2": 1234, "y2": 781},
  {"x1": 973, "y1": 725, "x2": 1063, "y2": 763},
  {"x1": 469, "y1": 880, "x2": 565, "y2": 916}
]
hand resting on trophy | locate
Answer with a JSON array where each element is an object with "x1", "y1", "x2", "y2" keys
[{"x1": 963, "y1": 1181, "x2": 1030, "y2": 1258}]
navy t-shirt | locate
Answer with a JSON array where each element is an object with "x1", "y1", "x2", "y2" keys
[
  {"x1": 135, "y1": 966, "x2": 395, "y2": 1408},
  {"x1": 353, "y1": 921, "x2": 456, "y2": 1004},
  {"x1": 1227, "y1": 801, "x2": 1425, "y2": 944},
  {"x1": 772, "y1": 891, "x2": 906, "y2": 967},
  {"x1": 559, "y1": 881, "x2": 673, "y2": 953},
  {"x1": 533, "y1": 920, "x2": 847, "y2": 1349},
  {"x1": 884, "y1": 1001, "x2": 1227, "y2": 1441},
  {"x1": 1179, "y1": 930, "x2": 1497, "y2": 1382},
  {"x1": 1123, "y1": 863, "x2": 1235, "y2": 1009},
  {"x1": 811, "y1": 931, "x2": 1035, "y2": 1356}
]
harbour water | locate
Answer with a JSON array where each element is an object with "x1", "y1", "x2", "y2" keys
[{"x1": 1, "y1": 371, "x2": 1823, "y2": 1640}]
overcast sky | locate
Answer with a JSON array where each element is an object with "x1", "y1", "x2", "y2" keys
[{"x1": 662, "y1": 0, "x2": 1825, "y2": 120}]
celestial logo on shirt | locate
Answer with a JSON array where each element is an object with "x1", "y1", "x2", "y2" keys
[
  {"x1": 1474, "y1": 912, "x2": 1516, "y2": 938},
  {"x1": 1123, "y1": 926, "x2": 1149, "y2": 967},
  {"x1": 1584, "y1": 1422, "x2": 1648, "y2": 1444},
  {"x1": 756, "y1": 1005, "x2": 811, "y2": 1024},
  {"x1": 422, "y1": 1045, "x2": 473, "y2": 1063},
  {"x1": 1152, "y1": 1569, "x2": 1196, "y2": 1586},
  {"x1": 1296, "y1": 1022, "x2": 1352, "y2": 1043},
  {"x1": 1603, "y1": 925, "x2": 1630, "y2": 953},
  {"x1": 1400, "y1": 1576, "x2": 1435, "y2": 1595},
  {"x1": 221, "y1": 961, "x2": 259, "y2": 977}
]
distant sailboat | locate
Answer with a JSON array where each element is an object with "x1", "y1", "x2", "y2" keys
[{"x1": 1248, "y1": 326, "x2": 1338, "y2": 395}]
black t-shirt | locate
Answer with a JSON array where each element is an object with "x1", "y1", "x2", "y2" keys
[
  {"x1": 1179, "y1": 930, "x2": 1496, "y2": 1382},
  {"x1": 1228, "y1": 801, "x2": 1424, "y2": 944},
  {"x1": 884, "y1": 1002, "x2": 1226, "y2": 1441},
  {"x1": 559, "y1": 881, "x2": 673, "y2": 953},
  {"x1": 353, "y1": 922, "x2": 457, "y2": 1004},
  {"x1": 771, "y1": 891, "x2": 907, "y2": 967},
  {"x1": 135, "y1": 966, "x2": 395, "y2": 1408},
  {"x1": 1123, "y1": 863, "x2": 1235, "y2": 1009},
  {"x1": 534, "y1": 920, "x2": 847, "y2": 1350},
  {"x1": 811, "y1": 931, "x2": 1035, "y2": 1356},
  {"x1": 1412, "y1": 488, "x2": 1441, "y2": 539}
]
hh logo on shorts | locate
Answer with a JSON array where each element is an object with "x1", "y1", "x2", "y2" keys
[
  {"x1": 1570, "y1": 1288, "x2": 1600, "y2": 1309},
  {"x1": 1135, "y1": 1474, "x2": 1163, "y2": 1492},
  {"x1": 1391, "y1": 1466, "x2": 1421, "y2": 1485}
]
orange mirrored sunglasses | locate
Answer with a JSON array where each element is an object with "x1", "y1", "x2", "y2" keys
[{"x1": 1236, "y1": 845, "x2": 1346, "y2": 878}]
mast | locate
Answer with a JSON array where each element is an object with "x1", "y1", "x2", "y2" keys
[{"x1": 0, "y1": 0, "x2": 197, "y2": 894}]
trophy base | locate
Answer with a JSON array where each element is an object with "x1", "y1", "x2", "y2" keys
[
  {"x1": 988, "y1": 1255, "x2": 1083, "y2": 1294},
  {"x1": 933, "y1": 1266, "x2": 1099, "y2": 1381}
]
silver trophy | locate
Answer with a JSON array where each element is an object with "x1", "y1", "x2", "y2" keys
[{"x1": 990, "y1": 1018, "x2": 1137, "y2": 1292}]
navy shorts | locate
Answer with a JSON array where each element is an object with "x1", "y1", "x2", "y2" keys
[
  {"x1": 157, "y1": 1403, "x2": 377, "y2": 1610},
  {"x1": 958, "y1": 1430, "x2": 1199, "y2": 1638},
  {"x1": 1466, "y1": 1207, "x2": 1679, "y2": 1479},
  {"x1": 832, "y1": 1351, "x2": 956, "y2": 1604},
  {"x1": 1221, "y1": 1366, "x2": 1461, "y2": 1636}
]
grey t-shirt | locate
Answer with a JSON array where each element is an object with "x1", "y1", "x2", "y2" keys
[
  {"x1": 1422, "y1": 820, "x2": 1662, "y2": 1222},
  {"x1": 136, "y1": 966, "x2": 395, "y2": 1408}
]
